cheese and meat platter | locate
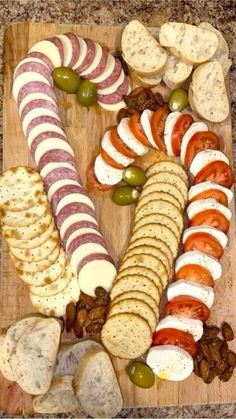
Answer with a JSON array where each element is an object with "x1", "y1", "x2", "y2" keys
[{"x1": 0, "y1": 20, "x2": 236, "y2": 416}]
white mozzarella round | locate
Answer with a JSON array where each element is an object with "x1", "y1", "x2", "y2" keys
[
  {"x1": 56, "y1": 34, "x2": 73, "y2": 67},
  {"x1": 22, "y1": 108, "x2": 60, "y2": 135},
  {"x1": 164, "y1": 112, "x2": 182, "y2": 156},
  {"x1": 40, "y1": 162, "x2": 77, "y2": 178},
  {"x1": 66, "y1": 228, "x2": 102, "y2": 252},
  {"x1": 187, "y1": 198, "x2": 232, "y2": 221},
  {"x1": 140, "y1": 109, "x2": 157, "y2": 149},
  {"x1": 167, "y1": 280, "x2": 215, "y2": 308},
  {"x1": 13, "y1": 72, "x2": 51, "y2": 101},
  {"x1": 182, "y1": 226, "x2": 228, "y2": 249},
  {"x1": 19, "y1": 92, "x2": 57, "y2": 116},
  {"x1": 155, "y1": 315, "x2": 203, "y2": 341},
  {"x1": 79, "y1": 259, "x2": 117, "y2": 296},
  {"x1": 175, "y1": 251, "x2": 222, "y2": 281},
  {"x1": 90, "y1": 53, "x2": 115, "y2": 83},
  {"x1": 188, "y1": 181, "x2": 233, "y2": 205},
  {"x1": 72, "y1": 37, "x2": 87, "y2": 70},
  {"x1": 70, "y1": 243, "x2": 107, "y2": 276},
  {"x1": 117, "y1": 118, "x2": 149, "y2": 156},
  {"x1": 14, "y1": 57, "x2": 50, "y2": 79},
  {"x1": 29, "y1": 39, "x2": 62, "y2": 67},
  {"x1": 97, "y1": 70, "x2": 125, "y2": 95},
  {"x1": 60, "y1": 213, "x2": 98, "y2": 240},
  {"x1": 101, "y1": 130, "x2": 134, "y2": 167},
  {"x1": 190, "y1": 149, "x2": 229, "y2": 177},
  {"x1": 180, "y1": 122, "x2": 208, "y2": 164},
  {"x1": 147, "y1": 345, "x2": 193, "y2": 381},
  {"x1": 27, "y1": 123, "x2": 65, "y2": 148},
  {"x1": 80, "y1": 42, "x2": 102, "y2": 76},
  {"x1": 94, "y1": 154, "x2": 123, "y2": 185},
  {"x1": 55, "y1": 193, "x2": 95, "y2": 216},
  {"x1": 34, "y1": 138, "x2": 74, "y2": 166},
  {"x1": 47, "y1": 179, "x2": 81, "y2": 202},
  {"x1": 98, "y1": 100, "x2": 126, "y2": 112}
]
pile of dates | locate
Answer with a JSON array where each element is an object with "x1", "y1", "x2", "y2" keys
[{"x1": 65, "y1": 287, "x2": 110, "y2": 338}]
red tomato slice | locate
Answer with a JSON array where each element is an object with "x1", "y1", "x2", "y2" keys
[
  {"x1": 100, "y1": 147, "x2": 125, "y2": 170},
  {"x1": 189, "y1": 209, "x2": 230, "y2": 233},
  {"x1": 150, "y1": 105, "x2": 169, "y2": 151},
  {"x1": 183, "y1": 232, "x2": 224, "y2": 259},
  {"x1": 129, "y1": 112, "x2": 150, "y2": 146},
  {"x1": 184, "y1": 131, "x2": 220, "y2": 169},
  {"x1": 193, "y1": 161, "x2": 233, "y2": 188},
  {"x1": 152, "y1": 328, "x2": 197, "y2": 357},
  {"x1": 189, "y1": 189, "x2": 228, "y2": 206},
  {"x1": 175, "y1": 264, "x2": 215, "y2": 288},
  {"x1": 86, "y1": 160, "x2": 112, "y2": 192},
  {"x1": 164, "y1": 296, "x2": 210, "y2": 322},
  {"x1": 110, "y1": 125, "x2": 138, "y2": 159},
  {"x1": 172, "y1": 114, "x2": 194, "y2": 156}
]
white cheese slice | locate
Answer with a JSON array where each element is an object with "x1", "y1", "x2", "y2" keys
[
  {"x1": 90, "y1": 53, "x2": 115, "y2": 83},
  {"x1": 56, "y1": 34, "x2": 73, "y2": 67},
  {"x1": 182, "y1": 226, "x2": 228, "y2": 249},
  {"x1": 40, "y1": 162, "x2": 77, "y2": 178},
  {"x1": 22, "y1": 108, "x2": 60, "y2": 135},
  {"x1": 19, "y1": 92, "x2": 57, "y2": 117},
  {"x1": 180, "y1": 122, "x2": 208, "y2": 164},
  {"x1": 175, "y1": 250, "x2": 222, "y2": 281},
  {"x1": 47, "y1": 179, "x2": 82, "y2": 202},
  {"x1": 60, "y1": 213, "x2": 98, "y2": 240},
  {"x1": 70, "y1": 243, "x2": 107, "y2": 276},
  {"x1": 27, "y1": 123, "x2": 65, "y2": 148},
  {"x1": 98, "y1": 70, "x2": 125, "y2": 95},
  {"x1": 80, "y1": 42, "x2": 102, "y2": 76},
  {"x1": 101, "y1": 130, "x2": 134, "y2": 167},
  {"x1": 188, "y1": 181, "x2": 233, "y2": 205},
  {"x1": 14, "y1": 57, "x2": 51, "y2": 79},
  {"x1": 155, "y1": 315, "x2": 203, "y2": 341},
  {"x1": 117, "y1": 117, "x2": 149, "y2": 156},
  {"x1": 55, "y1": 193, "x2": 95, "y2": 216},
  {"x1": 13, "y1": 72, "x2": 51, "y2": 101},
  {"x1": 190, "y1": 149, "x2": 229, "y2": 177},
  {"x1": 140, "y1": 109, "x2": 157, "y2": 149},
  {"x1": 164, "y1": 111, "x2": 182, "y2": 156},
  {"x1": 98, "y1": 100, "x2": 126, "y2": 112},
  {"x1": 79, "y1": 259, "x2": 117, "y2": 297},
  {"x1": 187, "y1": 198, "x2": 232, "y2": 221},
  {"x1": 66, "y1": 228, "x2": 102, "y2": 252},
  {"x1": 34, "y1": 138, "x2": 74, "y2": 166},
  {"x1": 94, "y1": 154, "x2": 123, "y2": 185},
  {"x1": 72, "y1": 37, "x2": 87, "y2": 70},
  {"x1": 167, "y1": 280, "x2": 215, "y2": 308},
  {"x1": 29, "y1": 39, "x2": 62, "y2": 68}
]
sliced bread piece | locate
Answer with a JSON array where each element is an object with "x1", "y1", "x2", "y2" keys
[
  {"x1": 73, "y1": 347, "x2": 123, "y2": 418},
  {"x1": 163, "y1": 55, "x2": 193, "y2": 89},
  {"x1": 131, "y1": 71, "x2": 163, "y2": 86},
  {"x1": 122, "y1": 20, "x2": 167, "y2": 76},
  {"x1": 189, "y1": 60, "x2": 229, "y2": 122},
  {"x1": 159, "y1": 22, "x2": 219, "y2": 64}
]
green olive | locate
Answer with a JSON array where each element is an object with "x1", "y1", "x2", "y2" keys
[
  {"x1": 112, "y1": 186, "x2": 140, "y2": 206},
  {"x1": 168, "y1": 87, "x2": 188, "y2": 112},
  {"x1": 76, "y1": 80, "x2": 97, "y2": 107},
  {"x1": 126, "y1": 361, "x2": 155, "y2": 388},
  {"x1": 52, "y1": 67, "x2": 80, "y2": 93},
  {"x1": 123, "y1": 166, "x2": 146, "y2": 187}
]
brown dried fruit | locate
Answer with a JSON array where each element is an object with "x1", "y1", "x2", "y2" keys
[
  {"x1": 200, "y1": 359, "x2": 210, "y2": 382},
  {"x1": 209, "y1": 342, "x2": 221, "y2": 363},
  {"x1": 95, "y1": 286, "x2": 108, "y2": 298},
  {"x1": 199, "y1": 341, "x2": 212, "y2": 363},
  {"x1": 219, "y1": 366, "x2": 234, "y2": 382},
  {"x1": 76, "y1": 309, "x2": 88, "y2": 328},
  {"x1": 73, "y1": 322, "x2": 83, "y2": 339},
  {"x1": 86, "y1": 322, "x2": 102, "y2": 336},
  {"x1": 220, "y1": 340, "x2": 229, "y2": 359},
  {"x1": 97, "y1": 315, "x2": 106, "y2": 325},
  {"x1": 95, "y1": 296, "x2": 110, "y2": 306},
  {"x1": 226, "y1": 350, "x2": 236, "y2": 367},
  {"x1": 193, "y1": 359, "x2": 200, "y2": 377},
  {"x1": 221, "y1": 322, "x2": 234, "y2": 341},
  {"x1": 80, "y1": 292, "x2": 97, "y2": 307},
  {"x1": 124, "y1": 87, "x2": 164, "y2": 113},
  {"x1": 205, "y1": 369, "x2": 217, "y2": 384},
  {"x1": 76, "y1": 300, "x2": 87, "y2": 310},
  {"x1": 214, "y1": 360, "x2": 227, "y2": 374},
  {"x1": 155, "y1": 92, "x2": 165, "y2": 106},
  {"x1": 65, "y1": 302, "x2": 76, "y2": 333},
  {"x1": 117, "y1": 108, "x2": 130, "y2": 123},
  {"x1": 88, "y1": 306, "x2": 106, "y2": 321},
  {"x1": 203, "y1": 325, "x2": 220, "y2": 340}
]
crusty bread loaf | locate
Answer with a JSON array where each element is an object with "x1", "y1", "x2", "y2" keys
[
  {"x1": 122, "y1": 20, "x2": 167, "y2": 76},
  {"x1": 73, "y1": 348, "x2": 123, "y2": 418},
  {"x1": 159, "y1": 22, "x2": 219, "y2": 64},
  {"x1": 189, "y1": 60, "x2": 229, "y2": 122},
  {"x1": 163, "y1": 55, "x2": 193, "y2": 89}
]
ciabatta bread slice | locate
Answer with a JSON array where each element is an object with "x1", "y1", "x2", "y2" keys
[
  {"x1": 159, "y1": 22, "x2": 219, "y2": 64},
  {"x1": 122, "y1": 20, "x2": 167, "y2": 76},
  {"x1": 189, "y1": 60, "x2": 229, "y2": 122},
  {"x1": 163, "y1": 54, "x2": 193, "y2": 89},
  {"x1": 73, "y1": 348, "x2": 123, "y2": 418}
]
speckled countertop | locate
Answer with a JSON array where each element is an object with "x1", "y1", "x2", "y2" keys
[{"x1": 0, "y1": 0, "x2": 236, "y2": 417}]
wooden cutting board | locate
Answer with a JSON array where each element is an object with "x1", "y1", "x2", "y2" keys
[{"x1": 1, "y1": 22, "x2": 236, "y2": 414}]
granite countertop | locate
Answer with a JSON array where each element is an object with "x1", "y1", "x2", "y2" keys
[{"x1": 0, "y1": 0, "x2": 236, "y2": 417}]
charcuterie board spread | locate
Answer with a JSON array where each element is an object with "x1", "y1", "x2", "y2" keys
[{"x1": 1, "y1": 21, "x2": 236, "y2": 415}]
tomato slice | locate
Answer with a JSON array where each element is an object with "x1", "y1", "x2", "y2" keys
[
  {"x1": 110, "y1": 125, "x2": 138, "y2": 159},
  {"x1": 129, "y1": 112, "x2": 150, "y2": 146},
  {"x1": 150, "y1": 105, "x2": 169, "y2": 151},
  {"x1": 189, "y1": 189, "x2": 228, "y2": 206},
  {"x1": 86, "y1": 160, "x2": 112, "y2": 192},
  {"x1": 184, "y1": 131, "x2": 220, "y2": 170},
  {"x1": 193, "y1": 161, "x2": 233, "y2": 188},
  {"x1": 183, "y1": 232, "x2": 224, "y2": 259},
  {"x1": 100, "y1": 147, "x2": 125, "y2": 170},
  {"x1": 175, "y1": 264, "x2": 214, "y2": 287},
  {"x1": 164, "y1": 295, "x2": 210, "y2": 321},
  {"x1": 172, "y1": 114, "x2": 194, "y2": 156},
  {"x1": 189, "y1": 209, "x2": 230, "y2": 233},
  {"x1": 152, "y1": 328, "x2": 197, "y2": 357}
]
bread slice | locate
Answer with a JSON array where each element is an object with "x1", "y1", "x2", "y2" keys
[
  {"x1": 163, "y1": 54, "x2": 193, "y2": 89},
  {"x1": 131, "y1": 71, "x2": 163, "y2": 86},
  {"x1": 159, "y1": 22, "x2": 219, "y2": 64},
  {"x1": 33, "y1": 376, "x2": 82, "y2": 414},
  {"x1": 73, "y1": 347, "x2": 123, "y2": 417},
  {"x1": 10, "y1": 318, "x2": 61, "y2": 395},
  {"x1": 189, "y1": 60, "x2": 229, "y2": 122},
  {"x1": 122, "y1": 20, "x2": 167, "y2": 76}
]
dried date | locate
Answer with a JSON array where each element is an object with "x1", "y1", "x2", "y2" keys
[
  {"x1": 95, "y1": 286, "x2": 108, "y2": 298},
  {"x1": 199, "y1": 359, "x2": 210, "y2": 382},
  {"x1": 88, "y1": 306, "x2": 106, "y2": 321},
  {"x1": 203, "y1": 325, "x2": 220, "y2": 340},
  {"x1": 219, "y1": 366, "x2": 234, "y2": 382},
  {"x1": 65, "y1": 302, "x2": 76, "y2": 333},
  {"x1": 226, "y1": 350, "x2": 236, "y2": 367},
  {"x1": 86, "y1": 322, "x2": 102, "y2": 336},
  {"x1": 222, "y1": 322, "x2": 234, "y2": 341},
  {"x1": 220, "y1": 340, "x2": 229, "y2": 359},
  {"x1": 76, "y1": 309, "x2": 88, "y2": 328},
  {"x1": 80, "y1": 292, "x2": 97, "y2": 307}
]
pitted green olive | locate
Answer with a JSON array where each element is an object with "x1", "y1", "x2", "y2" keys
[
  {"x1": 112, "y1": 186, "x2": 140, "y2": 206},
  {"x1": 126, "y1": 361, "x2": 155, "y2": 388},
  {"x1": 52, "y1": 67, "x2": 80, "y2": 93},
  {"x1": 168, "y1": 87, "x2": 188, "y2": 112},
  {"x1": 76, "y1": 80, "x2": 97, "y2": 107},
  {"x1": 123, "y1": 166, "x2": 146, "y2": 187}
]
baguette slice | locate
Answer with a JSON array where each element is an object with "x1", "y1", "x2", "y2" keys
[
  {"x1": 163, "y1": 55, "x2": 193, "y2": 89},
  {"x1": 73, "y1": 348, "x2": 123, "y2": 418},
  {"x1": 159, "y1": 22, "x2": 219, "y2": 64},
  {"x1": 189, "y1": 60, "x2": 229, "y2": 122},
  {"x1": 131, "y1": 70, "x2": 163, "y2": 86},
  {"x1": 33, "y1": 376, "x2": 82, "y2": 414},
  {"x1": 122, "y1": 20, "x2": 167, "y2": 76}
]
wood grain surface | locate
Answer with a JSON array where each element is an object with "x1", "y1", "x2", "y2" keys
[{"x1": 1, "y1": 22, "x2": 236, "y2": 414}]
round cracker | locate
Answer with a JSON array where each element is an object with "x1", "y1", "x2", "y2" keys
[
  {"x1": 112, "y1": 290, "x2": 159, "y2": 320},
  {"x1": 12, "y1": 244, "x2": 61, "y2": 273},
  {"x1": 135, "y1": 200, "x2": 183, "y2": 233},
  {"x1": 144, "y1": 171, "x2": 188, "y2": 202},
  {"x1": 29, "y1": 263, "x2": 72, "y2": 297},
  {"x1": 10, "y1": 230, "x2": 59, "y2": 262},
  {"x1": 123, "y1": 244, "x2": 171, "y2": 276},
  {"x1": 115, "y1": 266, "x2": 163, "y2": 296},
  {"x1": 5, "y1": 219, "x2": 56, "y2": 249},
  {"x1": 133, "y1": 213, "x2": 180, "y2": 239},
  {"x1": 111, "y1": 274, "x2": 160, "y2": 303},
  {"x1": 141, "y1": 181, "x2": 185, "y2": 210},
  {"x1": 127, "y1": 237, "x2": 173, "y2": 267},
  {"x1": 1, "y1": 197, "x2": 48, "y2": 227},
  {"x1": 146, "y1": 160, "x2": 189, "y2": 185},
  {"x1": 136, "y1": 191, "x2": 182, "y2": 213}
]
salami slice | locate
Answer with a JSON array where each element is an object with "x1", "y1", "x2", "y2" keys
[
  {"x1": 62, "y1": 220, "x2": 100, "y2": 247},
  {"x1": 34, "y1": 138, "x2": 74, "y2": 167},
  {"x1": 26, "y1": 115, "x2": 63, "y2": 138},
  {"x1": 72, "y1": 37, "x2": 87, "y2": 71},
  {"x1": 47, "y1": 36, "x2": 64, "y2": 64},
  {"x1": 77, "y1": 252, "x2": 115, "y2": 274},
  {"x1": 43, "y1": 168, "x2": 81, "y2": 192},
  {"x1": 97, "y1": 76, "x2": 129, "y2": 104},
  {"x1": 83, "y1": 47, "x2": 109, "y2": 80},
  {"x1": 28, "y1": 124, "x2": 66, "y2": 149},
  {"x1": 19, "y1": 92, "x2": 57, "y2": 117},
  {"x1": 64, "y1": 33, "x2": 80, "y2": 67},
  {"x1": 66, "y1": 227, "x2": 102, "y2": 252},
  {"x1": 55, "y1": 193, "x2": 95, "y2": 215},
  {"x1": 50, "y1": 184, "x2": 86, "y2": 212},
  {"x1": 17, "y1": 81, "x2": 56, "y2": 107},
  {"x1": 98, "y1": 70, "x2": 125, "y2": 95},
  {"x1": 60, "y1": 213, "x2": 98, "y2": 240},
  {"x1": 13, "y1": 72, "x2": 51, "y2": 102},
  {"x1": 21, "y1": 99, "x2": 59, "y2": 122},
  {"x1": 48, "y1": 179, "x2": 80, "y2": 202},
  {"x1": 80, "y1": 42, "x2": 102, "y2": 77},
  {"x1": 14, "y1": 60, "x2": 53, "y2": 85},
  {"x1": 38, "y1": 150, "x2": 77, "y2": 172},
  {"x1": 56, "y1": 34, "x2": 74, "y2": 67},
  {"x1": 27, "y1": 52, "x2": 54, "y2": 71},
  {"x1": 67, "y1": 233, "x2": 106, "y2": 258},
  {"x1": 75, "y1": 38, "x2": 95, "y2": 74},
  {"x1": 56, "y1": 202, "x2": 96, "y2": 228},
  {"x1": 40, "y1": 162, "x2": 77, "y2": 178},
  {"x1": 96, "y1": 57, "x2": 122, "y2": 89},
  {"x1": 23, "y1": 110, "x2": 61, "y2": 136}
]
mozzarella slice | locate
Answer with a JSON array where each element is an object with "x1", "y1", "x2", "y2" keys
[
  {"x1": 188, "y1": 181, "x2": 233, "y2": 205},
  {"x1": 140, "y1": 109, "x2": 157, "y2": 149},
  {"x1": 117, "y1": 118, "x2": 149, "y2": 156},
  {"x1": 55, "y1": 193, "x2": 95, "y2": 215},
  {"x1": 13, "y1": 57, "x2": 50, "y2": 79},
  {"x1": 101, "y1": 130, "x2": 134, "y2": 167},
  {"x1": 22, "y1": 108, "x2": 60, "y2": 135},
  {"x1": 80, "y1": 42, "x2": 102, "y2": 76},
  {"x1": 180, "y1": 122, "x2": 208, "y2": 164},
  {"x1": 79, "y1": 259, "x2": 117, "y2": 296},
  {"x1": 98, "y1": 71, "x2": 125, "y2": 95},
  {"x1": 72, "y1": 37, "x2": 87, "y2": 70},
  {"x1": 147, "y1": 345, "x2": 193, "y2": 381},
  {"x1": 56, "y1": 34, "x2": 73, "y2": 67},
  {"x1": 190, "y1": 149, "x2": 229, "y2": 177},
  {"x1": 70, "y1": 243, "x2": 107, "y2": 276},
  {"x1": 60, "y1": 213, "x2": 98, "y2": 240},
  {"x1": 29, "y1": 39, "x2": 62, "y2": 67},
  {"x1": 94, "y1": 154, "x2": 123, "y2": 185},
  {"x1": 66, "y1": 228, "x2": 101, "y2": 252},
  {"x1": 90, "y1": 53, "x2": 115, "y2": 83},
  {"x1": 98, "y1": 100, "x2": 126, "y2": 112},
  {"x1": 13, "y1": 72, "x2": 51, "y2": 101},
  {"x1": 47, "y1": 179, "x2": 81, "y2": 201},
  {"x1": 27, "y1": 123, "x2": 65, "y2": 148},
  {"x1": 187, "y1": 198, "x2": 232, "y2": 221},
  {"x1": 34, "y1": 138, "x2": 74, "y2": 166},
  {"x1": 164, "y1": 112, "x2": 182, "y2": 156},
  {"x1": 19, "y1": 92, "x2": 57, "y2": 116},
  {"x1": 167, "y1": 280, "x2": 215, "y2": 308},
  {"x1": 40, "y1": 162, "x2": 77, "y2": 178},
  {"x1": 175, "y1": 251, "x2": 222, "y2": 281},
  {"x1": 155, "y1": 315, "x2": 203, "y2": 341},
  {"x1": 183, "y1": 226, "x2": 228, "y2": 249}
]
